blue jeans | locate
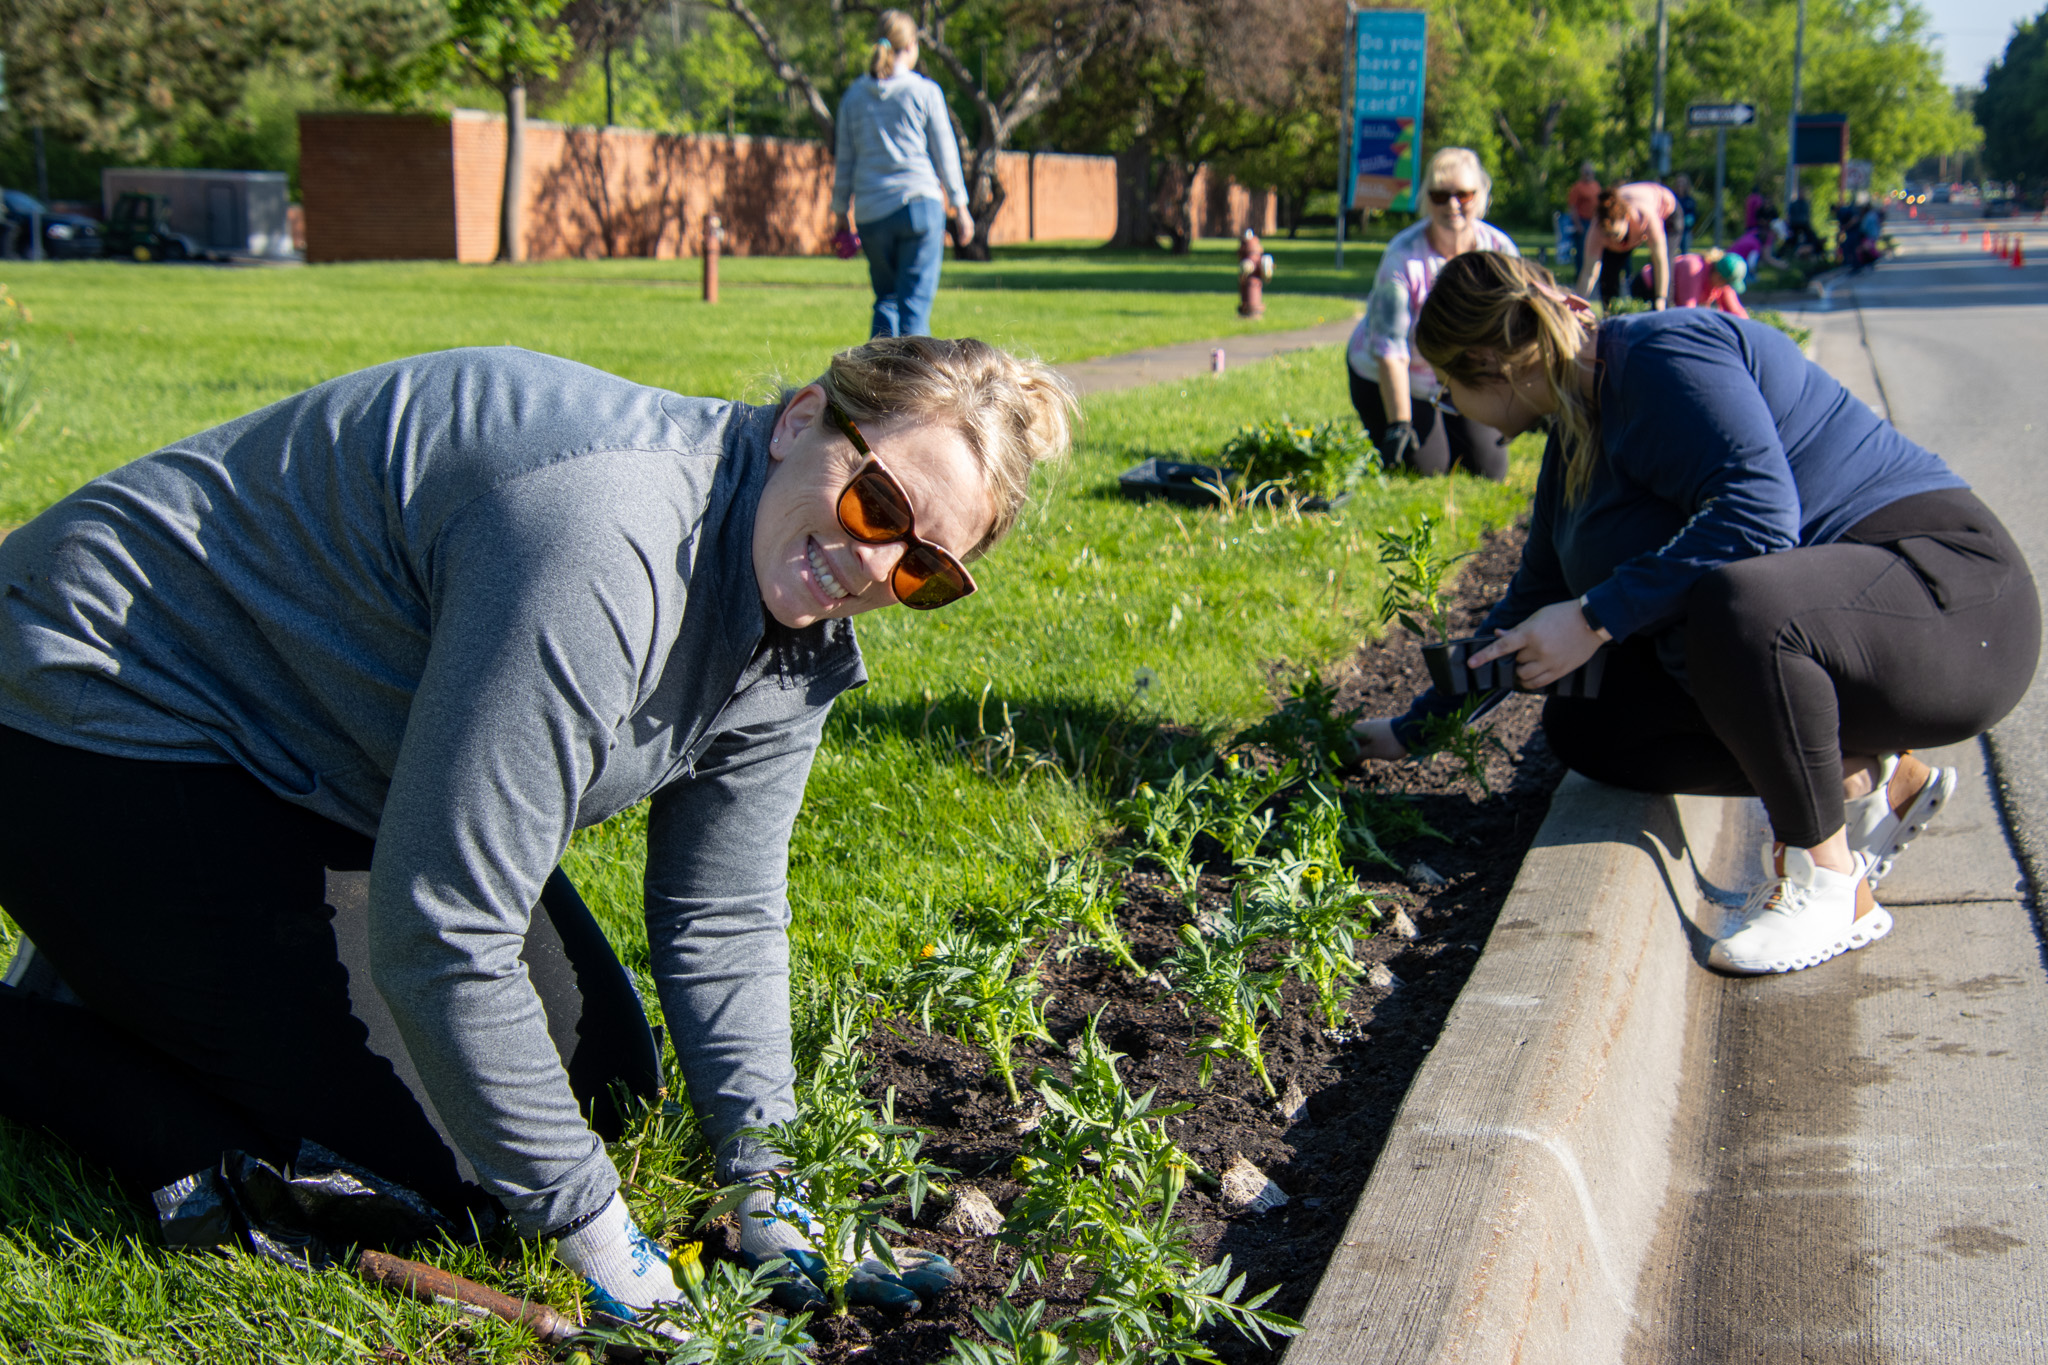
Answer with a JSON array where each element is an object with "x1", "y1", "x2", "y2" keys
[{"x1": 859, "y1": 198, "x2": 947, "y2": 338}]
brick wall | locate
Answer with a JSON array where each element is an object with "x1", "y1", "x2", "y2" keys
[
  {"x1": 299, "y1": 113, "x2": 458, "y2": 261},
  {"x1": 301, "y1": 110, "x2": 1270, "y2": 262}
]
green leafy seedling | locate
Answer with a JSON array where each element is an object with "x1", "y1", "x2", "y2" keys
[
  {"x1": 942, "y1": 1298, "x2": 1085, "y2": 1365},
  {"x1": 709, "y1": 1025, "x2": 950, "y2": 1315},
  {"x1": 1415, "y1": 695, "x2": 1510, "y2": 794},
  {"x1": 1166, "y1": 915, "x2": 1284, "y2": 1098},
  {"x1": 1032, "y1": 854, "x2": 1144, "y2": 976},
  {"x1": 1115, "y1": 764, "x2": 1211, "y2": 912},
  {"x1": 635, "y1": 1257, "x2": 814, "y2": 1365},
  {"x1": 904, "y1": 930, "x2": 1054, "y2": 1103},
  {"x1": 1376, "y1": 513, "x2": 1472, "y2": 644}
]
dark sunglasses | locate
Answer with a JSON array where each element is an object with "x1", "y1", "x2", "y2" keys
[
  {"x1": 825, "y1": 403, "x2": 978, "y2": 610},
  {"x1": 1428, "y1": 188, "x2": 1479, "y2": 206}
]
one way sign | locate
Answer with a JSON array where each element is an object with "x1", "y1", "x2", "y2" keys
[{"x1": 1687, "y1": 102, "x2": 1757, "y2": 128}]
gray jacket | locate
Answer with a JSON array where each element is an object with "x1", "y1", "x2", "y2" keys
[
  {"x1": 0, "y1": 347, "x2": 865, "y2": 1235},
  {"x1": 831, "y1": 72, "x2": 971, "y2": 222}
]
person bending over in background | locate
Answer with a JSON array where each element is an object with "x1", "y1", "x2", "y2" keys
[
  {"x1": 1635, "y1": 247, "x2": 1748, "y2": 317},
  {"x1": 832, "y1": 10, "x2": 975, "y2": 338},
  {"x1": 1352, "y1": 252, "x2": 2037, "y2": 977},
  {"x1": 1345, "y1": 147, "x2": 1518, "y2": 482},
  {"x1": 0, "y1": 336, "x2": 1074, "y2": 1326},
  {"x1": 1577, "y1": 180, "x2": 1681, "y2": 309}
]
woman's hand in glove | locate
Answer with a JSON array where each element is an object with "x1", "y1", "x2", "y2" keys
[
  {"x1": 735, "y1": 1186, "x2": 959, "y2": 1312},
  {"x1": 1375, "y1": 420, "x2": 1418, "y2": 469},
  {"x1": 554, "y1": 1193, "x2": 689, "y2": 1340}
]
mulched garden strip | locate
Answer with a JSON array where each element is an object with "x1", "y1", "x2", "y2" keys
[{"x1": 723, "y1": 517, "x2": 1563, "y2": 1365}]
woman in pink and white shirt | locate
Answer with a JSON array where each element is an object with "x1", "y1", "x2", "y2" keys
[
  {"x1": 1346, "y1": 147, "x2": 1519, "y2": 481},
  {"x1": 1576, "y1": 180, "x2": 1681, "y2": 308}
]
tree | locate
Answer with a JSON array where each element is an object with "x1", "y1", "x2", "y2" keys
[
  {"x1": 1031, "y1": 0, "x2": 1335, "y2": 251},
  {"x1": 915, "y1": 0, "x2": 1128, "y2": 257},
  {"x1": 353, "y1": 0, "x2": 577, "y2": 260},
  {"x1": 1977, "y1": 4, "x2": 2048, "y2": 193},
  {"x1": 0, "y1": 0, "x2": 445, "y2": 159}
]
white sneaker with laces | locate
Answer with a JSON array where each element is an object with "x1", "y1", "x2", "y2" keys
[
  {"x1": 1709, "y1": 844, "x2": 1892, "y2": 975},
  {"x1": 1845, "y1": 751, "x2": 1955, "y2": 888}
]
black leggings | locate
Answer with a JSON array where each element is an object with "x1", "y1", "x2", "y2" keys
[
  {"x1": 0, "y1": 726, "x2": 660, "y2": 1226},
  {"x1": 1348, "y1": 366, "x2": 1511, "y2": 481},
  {"x1": 1544, "y1": 488, "x2": 2039, "y2": 847}
]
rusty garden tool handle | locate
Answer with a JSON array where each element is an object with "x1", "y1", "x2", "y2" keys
[{"x1": 357, "y1": 1249, "x2": 581, "y2": 1346}]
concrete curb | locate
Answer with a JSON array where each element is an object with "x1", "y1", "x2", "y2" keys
[{"x1": 1287, "y1": 777, "x2": 1745, "y2": 1364}]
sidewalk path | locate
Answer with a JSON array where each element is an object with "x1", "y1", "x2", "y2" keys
[{"x1": 1055, "y1": 316, "x2": 1358, "y2": 395}]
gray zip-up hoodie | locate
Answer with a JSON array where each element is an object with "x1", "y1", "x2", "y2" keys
[
  {"x1": 831, "y1": 72, "x2": 971, "y2": 222},
  {"x1": 0, "y1": 347, "x2": 865, "y2": 1236}
]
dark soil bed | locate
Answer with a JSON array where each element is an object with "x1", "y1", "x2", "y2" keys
[{"x1": 771, "y1": 518, "x2": 1564, "y2": 1365}]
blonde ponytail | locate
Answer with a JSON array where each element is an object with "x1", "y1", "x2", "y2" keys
[
  {"x1": 869, "y1": 10, "x2": 918, "y2": 78},
  {"x1": 1414, "y1": 252, "x2": 1601, "y2": 502}
]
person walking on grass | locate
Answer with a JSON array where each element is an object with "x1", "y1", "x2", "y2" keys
[
  {"x1": 0, "y1": 336, "x2": 1074, "y2": 1327},
  {"x1": 1351, "y1": 252, "x2": 2037, "y2": 977},
  {"x1": 1346, "y1": 146, "x2": 1518, "y2": 482},
  {"x1": 833, "y1": 10, "x2": 975, "y2": 339},
  {"x1": 1577, "y1": 179, "x2": 1682, "y2": 309}
]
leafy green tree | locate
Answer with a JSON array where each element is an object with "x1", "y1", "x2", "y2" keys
[
  {"x1": 352, "y1": 0, "x2": 576, "y2": 260},
  {"x1": 0, "y1": 0, "x2": 444, "y2": 159},
  {"x1": 1977, "y1": 4, "x2": 2048, "y2": 193}
]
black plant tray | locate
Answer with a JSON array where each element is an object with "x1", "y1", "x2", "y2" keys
[
  {"x1": 1116, "y1": 458, "x2": 1351, "y2": 511},
  {"x1": 1117, "y1": 458, "x2": 1239, "y2": 506},
  {"x1": 1422, "y1": 636, "x2": 1608, "y2": 699}
]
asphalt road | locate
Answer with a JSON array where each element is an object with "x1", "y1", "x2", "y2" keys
[{"x1": 1629, "y1": 209, "x2": 2048, "y2": 1361}]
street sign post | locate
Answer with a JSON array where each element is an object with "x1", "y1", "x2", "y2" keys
[
  {"x1": 1686, "y1": 102, "x2": 1756, "y2": 128},
  {"x1": 1688, "y1": 104, "x2": 1756, "y2": 247}
]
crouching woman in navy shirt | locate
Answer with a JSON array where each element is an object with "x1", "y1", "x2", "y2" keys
[{"x1": 1352, "y1": 252, "x2": 2039, "y2": 975}]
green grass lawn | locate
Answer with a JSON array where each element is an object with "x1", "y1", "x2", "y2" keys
[
  {"x1": 0, "y1": 242, "x2": 1383, "y2": 525},
  {"x1": 0, "y1": 247, "x2": 1538, "y2": 1363}
]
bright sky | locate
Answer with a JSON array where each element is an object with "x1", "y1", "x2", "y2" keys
[{"x1": 1922, "y1": 0, "x2": 2039, "y2": 84}]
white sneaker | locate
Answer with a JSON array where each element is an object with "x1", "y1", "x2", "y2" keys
[
  {"x1": 1845, "y1": 752, "x2": 1955, "y2": 887},
  {"x1": 1708, "y1": 844, "x2": 1892, "y2": 975}
]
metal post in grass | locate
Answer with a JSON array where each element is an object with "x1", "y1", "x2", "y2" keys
[{"x1": 703, "y1": 212, "x2": 723, "y2": 304}]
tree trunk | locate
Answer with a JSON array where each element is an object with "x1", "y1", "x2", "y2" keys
[
  {"x1": 499, "y1": 80, "x2": 527, "y2": 263},
  {"x1": 1109, "y1": 140, "x2": 1156, "y2": 249}
]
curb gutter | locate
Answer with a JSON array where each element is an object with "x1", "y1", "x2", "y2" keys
[{"x1": 1286, "y1": 777, "x2": 1744, "y2": 1364}]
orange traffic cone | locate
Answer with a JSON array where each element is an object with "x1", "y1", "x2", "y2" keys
[
  {"x1": 1962, "y1": 230, "x2": 1972, "y2": 247},
  {"x1": 2016, "y1": 240, "x2": 2027, "y2": 268},
  {"x1": 1909, "y1": 205, "x2": 1919, "y2": 218}
]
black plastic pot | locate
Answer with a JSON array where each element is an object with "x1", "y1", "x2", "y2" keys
[
  {"x1": 1421, "y1": 636, "x2": 1514, "y2": 695},
  {"x1": 1421, "y1": 637, "x2": 1608, "y2": 699},
  {"x1": 1117, "y1": 458, "x2": 1238, "y2": 507},
  {"x1": 1115, "y1": 458, "x2": 1352, "y2": 512}
]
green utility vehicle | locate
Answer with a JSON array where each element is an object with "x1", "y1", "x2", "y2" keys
[{"x1": 104, "y1": 192, "x2": 201, "y2": 262}]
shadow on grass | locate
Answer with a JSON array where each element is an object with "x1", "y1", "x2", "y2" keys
[{"x1": 830, "y1": 686, "x2": 1223, "y2": 799}]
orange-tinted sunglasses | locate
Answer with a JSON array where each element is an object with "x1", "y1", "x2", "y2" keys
[{"x1": 826, "y1": 403, "x2": 978, "y2": 610}]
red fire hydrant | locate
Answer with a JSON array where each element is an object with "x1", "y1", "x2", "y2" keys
[
  {"x1": 702, "y1": 212, "x2": 724, "y2": 304},
  {"x1": 1237, "y1": 229, "x2": 1273, "y2": 318}
]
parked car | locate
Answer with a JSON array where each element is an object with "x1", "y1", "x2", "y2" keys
[
  {"x1": 1930, "y1": 185, "x2": 1952, "y2": 204},
  {"x1": 1984, "y1": 198, "x2": 2017, "y2": 219},
  {"x1": 3, "y1": 190, "x2": 104, "y2": 259}
]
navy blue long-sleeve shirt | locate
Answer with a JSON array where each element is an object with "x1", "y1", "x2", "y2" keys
[{"x1": 1394, "y1": 309, "x2": 1964, "y2": 747}]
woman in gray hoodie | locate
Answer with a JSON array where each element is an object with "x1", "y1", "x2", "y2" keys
[
  {"x1": 0, "y1": 335, "x2": 1073, "y2": 1326},
  {"x1": 833, "y1": 10, "x2": 975, "y2": 338}
]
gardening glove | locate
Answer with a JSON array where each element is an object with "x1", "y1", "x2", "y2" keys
[
  {"x1": 736, "y1": 1186, "x2": 959, "y2": 1312},
  {"x1": 1375, "y1": 420, "x2": 1418, "y2": 469},
  {"x1": 555, "y1": 1192, "x2": 689, "y2": 1342}
]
